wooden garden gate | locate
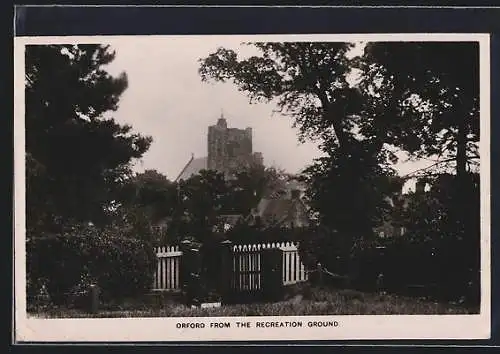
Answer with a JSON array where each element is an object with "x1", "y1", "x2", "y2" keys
[
  {"x1": 226, "y1": 245, "x2": 283, "y2": 303},
  {"x1": 176, "y1": 240, "x2": 302, "y2": 305}
]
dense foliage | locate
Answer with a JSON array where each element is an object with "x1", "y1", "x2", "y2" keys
[
  {"x1": 225, "y1": 223, "x2": 313, "y2": 245},
  {"x1": 25, "y1": 44, "x2": 156, "y2": 307},
  {"x1": 362, "y1": 42, "x2": 479, "y2": 178},
  {"x1": 141, "y1": 166, "x2": 292, "y2": 244},
  {"x1": 27, "y1": 223, "x2": 156, "y2": 305},
  {"x1": 25, "y1": 44, "x2": 152, "y2": 233},
  {"x1": 199, "y1": 42, "x2": 481, "y2": 305},
  {"x1": 25, "y1": 41, "x2": 481, "y2": 310}
]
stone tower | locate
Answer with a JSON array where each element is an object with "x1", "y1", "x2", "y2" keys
[
  {"x1": 207, "y1": 115, "x2": 229, "y2": 171},
  {"x1": 207, "y1": 113, "x2": 262, "y2": 176}
]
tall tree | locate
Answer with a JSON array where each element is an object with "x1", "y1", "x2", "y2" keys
[
  {"x1": 301, "y1": 142, "x2": 396, "y2": 256},
  {"x1": 117, "y1": 169, "x2": 177, "y2": 225},
  {"x1": 199, "y1": 42, "x2": 394, "y2": 252},
  {"x1": 361, "y1": 42, "x2": 480, "y2": 178},
  {"x1": 225, "y1": 164, "x2": 267, "y2": 215},
  {"x1": 25, "y1": 44, "x2": 152, "y2": 232},
  {"x1": 172, "y1": 170, "x2": 229, "y2": 241},
  {"x1": 226, "y1": 165, "x2": 292, "y2": 215},
  {"x1": 199, "y1": 43, "x2": 364, "y2": 153},
  {"x1": 360, "y1": 42, "x2": 481, "y2": 271}
]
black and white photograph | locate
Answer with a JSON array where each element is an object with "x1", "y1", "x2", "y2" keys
[{"x1": 14, "y1": 33, "x2": 490, "y2": 341}]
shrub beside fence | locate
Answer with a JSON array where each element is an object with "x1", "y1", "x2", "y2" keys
[{"x1": 27, "y1": 226, "x2": 156, "y2": 306}]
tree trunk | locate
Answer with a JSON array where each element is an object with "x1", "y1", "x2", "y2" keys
[
  {"x1": 456, "y1": 116, "x2": 468, "y2": 179},
  {"x1": 325, "y1": 107, "x2": 350, "y2": 153}
]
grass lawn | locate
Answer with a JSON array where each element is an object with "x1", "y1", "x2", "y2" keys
[{"x1": 29, "y1": 286, "x2": 478, "y2": 318}]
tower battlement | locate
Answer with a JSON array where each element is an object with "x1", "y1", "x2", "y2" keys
[{"x1": 207, "y1": 114, "x2": 262, "y2": 175}]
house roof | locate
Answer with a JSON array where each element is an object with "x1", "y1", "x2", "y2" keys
[
  {"x1": 257, "y1": 198, "x2": 290, "y2": 219},
  {"x1": 256, "y1": 197, "x2": 309, "y2": 227},
  {"x1": 175, "y1": 156, "x2": 208, "y2": 182}
]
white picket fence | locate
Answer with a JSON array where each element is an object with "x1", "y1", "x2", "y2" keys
[
  {"x1": 152, "y1": 242, "x2": 309, "y2": 291},
  {"x1": 153, "y1": 246, "x2": 182, "y2": 291},
  {"x1": 280, "y1": 242, "x2": 309, "y2": 285},
  {"x1": 231, "y1": 242, "x2": 309, "y2": 289}
]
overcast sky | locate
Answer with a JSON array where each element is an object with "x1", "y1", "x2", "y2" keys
[{"x1": 103, "y1": 37, "x2": 431, "y2": 191}]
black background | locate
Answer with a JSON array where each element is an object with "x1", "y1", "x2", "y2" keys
[{"x1": 11, "y1": 4, "x2": 500, "y2": 349}]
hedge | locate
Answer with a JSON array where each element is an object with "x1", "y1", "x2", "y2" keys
[
  {"x1": 349, "y1": 236, "x2": 480, "y2": 304},
  {"x1": 27, "y1": 224, "x2": 156, "y2": 305}
]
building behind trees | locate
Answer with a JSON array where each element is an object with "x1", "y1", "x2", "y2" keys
[{"x1": 176, "y1": 113, "x2": 263, "y2": 181}]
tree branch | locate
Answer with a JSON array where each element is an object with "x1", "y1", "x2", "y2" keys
[{"x1": 401, "y1": 158, "x2": 457, "y2": 179}]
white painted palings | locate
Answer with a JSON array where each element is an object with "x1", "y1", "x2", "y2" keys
[
  {"x1": 273, "y1": 241, "x2": 308, "y2": 286},
  {"x1": 152, "y1": 246, "x2": 182, "y2": 291},
  {"x1": 153, "y1": 241, "x2": 309, "y2": 292},
  {"x1": 231, "y1": 241, "x2": 308, "y2": 290},
  {"x1": 232, "y1": 244, "x2": 262, "y2": 291}
]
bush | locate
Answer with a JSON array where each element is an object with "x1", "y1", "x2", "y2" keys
[
  {"x1": 226, "y1": 224, "x2": 308, "y2": 245},
  {"x1": 27, "y1": 223, "x2": 156, "y2": 305},
  {"x1": 349, "y1": 235, "x2": 480, "y2": 304},
  {"x1": 295, "y1": 226, "x2": 349, "y2": 274}
]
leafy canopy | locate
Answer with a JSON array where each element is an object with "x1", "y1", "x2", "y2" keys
[
  {"x1": 200, "y1": 42, "x2": 363, "y2": 150},
  {"x1": 199, "y1": 42, "x2": 396, "y2": 246},
  {"x1": 25, "y1": 44, "x2": 152, "y2": 231},
  {"x1": 361, "y1": 42, "x2": 479, "y2": 176}
]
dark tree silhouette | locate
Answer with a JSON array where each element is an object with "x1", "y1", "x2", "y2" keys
[
  {"x1": 25, "y1": 44, "x2": 152, "y2": 233},
  {"x1": 199, "y1": 42, "x2": 396, "y2": 259},
  {"x1": 361, "y1": 42, "x2": 479, "y2": 178}
]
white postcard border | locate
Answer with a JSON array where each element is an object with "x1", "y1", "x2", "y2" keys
[{"x1": 14, "y1": 33, "x2": 491, "y2": 342}]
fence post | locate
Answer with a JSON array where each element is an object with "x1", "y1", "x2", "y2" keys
[
  {"x1": 180, "y1": 239, "x2": 203, "y2": 306},
  {"x1": 179, "y1": 239, "x2": 192, "y2": 295},
  {"x1": 261, "y1": 248, "x2": 284, "y2": 301},
  {"x1": 219, "y1": 239, "x2": 233, "y2": 304},
  {"x1": 317, "y1": 262, "x2": 324, "y2": 287},
  {"x1": 87, "y1": 284, "x2": 100, "y2": 314}
]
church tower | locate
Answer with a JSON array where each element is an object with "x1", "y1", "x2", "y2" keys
[
  {"x1": 207, "y1": 112, "x2": 229, "y2": 171},
  {"x1": 207, "y1": 111, "x2": 262, "y2": 176}
]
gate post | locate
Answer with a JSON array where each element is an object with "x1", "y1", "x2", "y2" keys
[
  {"x1": 179, "y1": 239, "x2": 191, "y2": 296},
  {"x1": 219, "y1": 239, "x2": 233, "y2": 304},
  {"x1": 180, "y1": 239, "x2": 203, "y2": 307},
  {"x1": 262, "y1": 248, "x2": 284, "y2": 301}
]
